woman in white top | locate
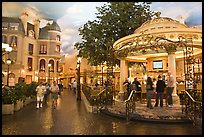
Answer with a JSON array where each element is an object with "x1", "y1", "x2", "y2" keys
[
  {"x1": 50, "y1": 81, "x2": 59, "y2": 109},
  {"x1": 36, "y1": 82, "x2": 46, "y2": 109}
]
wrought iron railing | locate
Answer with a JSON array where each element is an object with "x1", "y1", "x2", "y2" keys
[
  {"x1": 81, "y1": 84, "x2": 114, "y2": 109},
  {"x1": 180, "y1": 90, "x2": 202, "y2": 127},
  {"x1": 97, "y1": 86, "x2": 113, "y2": 110},
  {"x1": 125, "y1": 90, "x2": 136, "y2": 121}
]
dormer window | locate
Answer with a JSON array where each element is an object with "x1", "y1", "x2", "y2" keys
[
  {"x1": 2, "y1": 22, "x2": 8, "y2": 30},
  {"x1": 10, "y1": 23, "x2": 19, "y2": 30}
]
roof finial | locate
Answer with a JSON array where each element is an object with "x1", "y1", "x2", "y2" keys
[{"x1": 155, "y1": 11, "x2": 161, "y2": 18}]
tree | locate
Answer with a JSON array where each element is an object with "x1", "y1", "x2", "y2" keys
[{"x1": 74, "y1": 2, "x2": 154, "y2": 66}]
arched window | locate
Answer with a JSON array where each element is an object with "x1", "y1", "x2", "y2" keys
[
  {"x1": 56, "y1": 45, "x2": 60, "y2": 52},
  {"x1": 10, "y1": 36, "x2": 17, "y2": 48},
  {"x1": 40, "y1": 59, "x2": 46, "y2": 72},
  {"x1": 56, "y1": 35, "x2": 60, "y2": 41},
  {"x1": 49, "y1": 60, "x2": 54, "y2": 72}
]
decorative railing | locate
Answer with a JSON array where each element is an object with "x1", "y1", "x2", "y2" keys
[
  {"x1": 97, "y1": 86, "x2": 113, "y2": 110},
  {"x1": 125, "y1": 90, "x2": 136, "y2": 121},
  {"x1": 180, "y1": 90, "x2": 202, "y2": 127},
  {"x1": 82, "y1": 84, "x2": 114, "y2": 111}
]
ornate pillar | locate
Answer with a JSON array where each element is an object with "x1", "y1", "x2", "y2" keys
[
  {"x1": 20, "y1": 12, "x2": 28, "y2": 35},
  {"x1": 34, "y1": 19, "x2": 40, "y2": 39},
  {"x1": 118, "y1": 58, "x2": 128, "y2": 101},
  {"x1": 166, "y1": 46, "x2": 180, "y2": 105}
]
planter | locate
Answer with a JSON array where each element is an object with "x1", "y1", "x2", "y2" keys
[
  {"x1": 24, "y1": 97, "x2": 31, "y2": 106},
  {"x1": 2, "y1": 103, "x2": 14, "y2": 115},
  {"x1": 14, "y1": 100, "x2": 23, "y2": 112},
  {"x1": 14, "y1": 100, "x2": 21, "y2": 112},
  {"x1": 20, "y1": 100, "x2": 24, "y2": 109}
]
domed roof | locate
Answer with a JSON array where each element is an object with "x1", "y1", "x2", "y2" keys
[
  {"x1": 2, "y1": 17, "x2": 25, "y2": 33},
  {"x1": 49, "y1": 21, "x2": 61, "y2": 32},
  {"x1": 39, "y1": 21, "x2": 61, "y2": 40},
  {"x1": 134, "y1": 16, "x2": 188, "y2": 34}
]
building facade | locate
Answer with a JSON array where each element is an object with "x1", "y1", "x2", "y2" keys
[{"x1": 2, "y1": 12, "x2": 62, "y2": 85}]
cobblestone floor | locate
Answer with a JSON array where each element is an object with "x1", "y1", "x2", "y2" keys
[{"x1": 106, "y1": 99, "x2": 190, "y2": 122}]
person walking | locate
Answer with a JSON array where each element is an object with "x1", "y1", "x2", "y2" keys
[
  {"x1": 58, "y1": 82, "x2": 63, "y2": 95},
  {"x1": 146, "y1": 76, "x2": 154, "y2": 109},
  {"x1": 35, "y1": 82, "x2": 46, "y2": 109},
  {"x1": 154, "y1": 75, "x2": 166, "y2": 107},
  {"x1": 167, "y1": 72, "x2": 175, "y2": 107},
  {"x1": 44, "y1": 83, "x2": 50, "y2": 105},
  {"x1": 72, "y1": 80, "x2": 77, "y2": 94},
  {"x1": 50, "y1": 81, "x2": 59, "y2": 109}
]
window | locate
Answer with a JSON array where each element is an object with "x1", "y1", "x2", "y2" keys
[
  {"x1": 27, "y1": 22, "x2": 35, "y2": 37},
  {"x1": 39, "y1": 44, "x2": 47, "y2": 54},
  {"x1": 2, "y1": 35, "x2": 7, "y2": 43},
  {"x1": 49, "y1": 60, "x2": 54, "y2": 72},
  {"x1": 10, "y1": 36, "x2": 17, "y2": 48},
  {"x1": 56, "y1": 61, "x2": 59, "y2": 72},
  {"x1": 56, "y1": 45, "x2": 60, "y2": 52},
  {"x1": 28, "y1": 43, "x2": 33, "y2": 55},
  {"x1": 10, "y1": 23, "x2": 19, "y2": 30},
  {"x1": 39, "y1": 59, "x2": 45, "y2": 72},
  {"x1": 56, "y1": 35, "x2": 60, "y2": 41},
  {"x1": 27, "y1": 57, "x2": 33, "y2": 71},
  {"x1": 2, "y1": 22, "x2": 8, "y2": 30}
]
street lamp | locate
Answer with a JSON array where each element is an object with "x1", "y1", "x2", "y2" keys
[
  {"x1": 6, "y1": 58, "x2": 12, "y2": 86},
  {"x1": 48, "y1": 63, "x2": 52, "y2": 84},
  {"x1": 77, "y1": 56, "x2": 82, "y2": 101}
]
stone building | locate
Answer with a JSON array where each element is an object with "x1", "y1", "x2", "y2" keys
[{"x1": 2, "y1": 12, "x2": 62, "y2": 85}]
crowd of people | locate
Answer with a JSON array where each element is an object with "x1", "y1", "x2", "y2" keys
[
  {"x1": 35, "y1": 71, "x2": 175, "y2": 110},
  {"x1": 122, "y1": 71, "x2": 175, "y2": 109},
  {"x1": 35, "y1": 81, "x2": 63, "y2": 109}
]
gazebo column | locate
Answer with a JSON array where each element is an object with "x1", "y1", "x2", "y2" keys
[
  {"x1": 118, "y1": 58, "x2": 128, "y2": 101},
  {"x1": 167, "y1": 51, "x2": 180, "y2": 105}
]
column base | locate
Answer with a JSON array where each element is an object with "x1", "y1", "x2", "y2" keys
[{"x1": 118, "y1": 92, "x2": 125, "y2": 101}]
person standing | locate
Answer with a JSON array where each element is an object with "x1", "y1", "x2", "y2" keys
[
  {"x1": 36, "y1": 82, "x2": 46, "y2": 109},
  {"x1": 132, "y1": 77, "x2": 141, "y2": 91},
  {"x1": 58, "y1": 82, "x2": 63, "y2": 95},
  {"x1": 123, "y1": 78, "x2": 131, "y2": 99},
  {"x1": 72, "y1": 80, "x2": 77, "y2": 94},
  {"x1": 50, "y1": 81, "x2": 59, "y2": 109},
  {"x1": 155, "y1": 75, "x2": 166, "y2": 107},
  {"x1": 167, "y1": 72, "x2": 175, "y2": 107},
  {"x1": 132, "y1": 77, "x2": 141, "y2": 101},
  {"x1": 146, "y1": 76, "x2": 154, "y2": 109}
]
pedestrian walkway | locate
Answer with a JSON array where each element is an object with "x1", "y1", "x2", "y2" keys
[
  {"x1": 2, "y1": 88, "x2": 202, "y2": 135},
  {"x1": 102, "y1": 100, "x2": 191, "y2": 123}
]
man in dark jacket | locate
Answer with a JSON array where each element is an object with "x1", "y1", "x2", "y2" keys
[
  {"x1": 155, "y1": 75, "x2": 166, "y2": 107},
  {"x1": 132, "y1": 77, "x2": 141, "y2": 91}
]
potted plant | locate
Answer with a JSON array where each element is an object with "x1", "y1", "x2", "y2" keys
[
  {"x1": 2, "y1": 86, "x2": 16, "y2": 115},
  {"x1": 12, "y1": 83, "x2": 26, "y2": 111}
]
